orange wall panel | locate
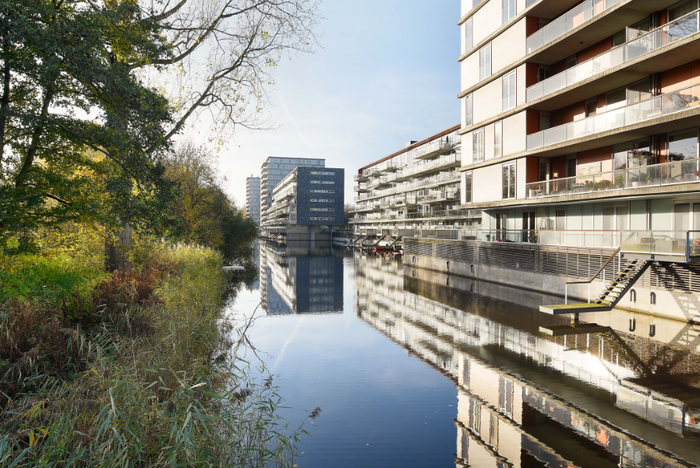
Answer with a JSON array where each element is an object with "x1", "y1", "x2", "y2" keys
[
  {"x1": 577, "y1": 37, "x2": 613, "y2": 63},
  {"x1": 526, "y1": 157, "x2": 540, "y2": 183}
]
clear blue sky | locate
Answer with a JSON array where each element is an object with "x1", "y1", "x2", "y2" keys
[{"x1": 207, "y1": 0, "x2": 461, "y2": 206}]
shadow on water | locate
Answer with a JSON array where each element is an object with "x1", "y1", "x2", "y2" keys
[{"x1": 233, "y1": 243, "x2": 700, "y2": 468}]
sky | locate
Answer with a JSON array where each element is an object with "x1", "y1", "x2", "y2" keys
[{"x1": 188, "y1": 0, "x2": 461, "y2": 207}]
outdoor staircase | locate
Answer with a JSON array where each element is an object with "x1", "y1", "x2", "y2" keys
[
  {"x1": 593, "y1": 259, "x2": 650, "y2": 308},
  {"x1": 540, "y1": 258, "x2": 650, "y2": 315}
]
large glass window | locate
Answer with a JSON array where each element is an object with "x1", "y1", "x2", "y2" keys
[
  {"x1": 502, "y1": 0, "x2": 515, "y2": 23},
  {"x1": 502, "y1": 162, "x2": 515, "y2": 199},
  {"x1": 613, "y1": 139, "x2": 652, "y2": 169},
  {"x1": 479, "y1": 44, "x2": 491, "y2": 81},
  {"x1": 502, "y1": 71, "x2": 516, "y2": 111},
  {"x1": 669, "y1": 0, "x2": 698, "y2": 21},
  {"x1": 465, "y1": 18, "x2": 473, "y2": 51},
  {"x1": 473, "y1": 128, "x2": 485, "y2": 163},
  {"x1": 494, "y1": 121, "x2": 503, "y2": 158},
  {"x1": 465, "y1": 93, "x2": 473, "y2": 126},
  {"x1": 668, "y1": 130, "x2": 698, "y2": 161}
]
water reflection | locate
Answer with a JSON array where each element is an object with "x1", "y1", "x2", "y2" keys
[
  {"x1": 260, "y1": 241, "x2": 344, "y2": 315},
  {"x1": 357, "y1": 253, "x2": 700, "y2": 467}
]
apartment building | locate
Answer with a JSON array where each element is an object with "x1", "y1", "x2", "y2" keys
[
  {"x1": 351, "y1": 125, "x2": 481, "y2": 241},
  {"x1": 260, "y1": 156, "x2": 325, "y2": 225},
  {"x1": 245, "y1": 176, "x2": 261, "y2": 224},
  {"x1": 403, "y1": 0, "x2": 700, "y2": 320},
  {"x1": 458, "y1": 0, "x2": 700, "y2": 249},
  {"x1": 266, "y1": 166, "x2": 345, "y2": 228}
]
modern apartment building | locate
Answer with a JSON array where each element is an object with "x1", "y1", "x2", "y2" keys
[
  {"x1": 266, "y1": 166, "x2": 345, "y2": 228},
  {"x1": 260, "y1": 157, "x2": 325, "y2": 225},
  {"x1": 351, "y1": 125, "x2": 481, "y2": 242},
  {"x1": 245, "y1": 176, "x2": 261, "y2": 224},
  {"x1": 405, "y1": 0, "x2": 700, "y2": 321}
]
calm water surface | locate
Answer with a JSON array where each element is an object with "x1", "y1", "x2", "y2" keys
[{"x1": 227, "y1": 242, "x2": 700, "y2": 467}]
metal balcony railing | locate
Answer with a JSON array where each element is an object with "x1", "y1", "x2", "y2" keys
[
  {"x1": 526, "y1": 8, "x2": 700, "y2": 103},
  {"x1": 527, "y1": 83, "x2": 700, "y2": 150},
  {"x1": 526, "y1": 158, "x2": 700, "y2": 199},
  {"x1": 526, "y1": 0, "x2": 620, "y2": 54}
]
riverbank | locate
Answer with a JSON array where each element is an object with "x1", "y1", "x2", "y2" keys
[{"x1": 0, "y1": 235, "x2": 307, "y2": 466}]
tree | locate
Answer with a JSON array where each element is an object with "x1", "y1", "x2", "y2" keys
[
  {"x1": 0, "y1": 0, "x2": 319, "y2": 244},
  {"x1": 165, "y1": 143, "x2": 257, "y2": 262}
]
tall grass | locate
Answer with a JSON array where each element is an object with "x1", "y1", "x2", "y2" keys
[{"x1": 0, "y1": 239, "x2": 314, "y2": 467}]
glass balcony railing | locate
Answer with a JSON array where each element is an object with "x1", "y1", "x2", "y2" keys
[
  {"x1": 621, "y1": 231, "x2": 698, "y2": 260},
  {"x1": 526, "y1": 0, "x2": 619, "y2": 55},
  {"x1": 477, "y1": 229, "x2": 622, "y2": 247},
  {"x1": 526, "y1": 8, "x2": 700, "y2": 103},
  {"x1": 526, "y1": 158, "x2": 700, "y2": 199},
  {"x1": 527, "y1": 83, "x2": 700, "y2": 151}
]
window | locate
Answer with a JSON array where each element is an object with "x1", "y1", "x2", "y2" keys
[
  {"x1": 494, "y1": 121, "x2": 503, "y2": 158},
  {"x1": 310, "y1": 180, "x2": 335, "y2": 185},
  {"x1": 464, "y1": 171, "x2": 473, "y2": 204},
  {"x1": 311, "y1": 207, "x2": 334, "y2": 212},
  {"x1": 606, "y1": 87, "x2": 627, "y2": 111},
  {"x1": 310, "y1": 198, "x2": 334, "y2": 203},
  {"x1": 502, "y1": 0, "x2": 515, "y2": 24},
  {"x1": 669, "y1": 0, "x2": 698, "y2": 22},
  {"x1": 502, "y1": 71, "x2": 516, "y2": 111},
  {"x1": 537, "y1": 66, "x2": 550, "y2": 82},
  {"x1": 565, "y1": 55, "x2": 577, "y2": 69},
  {"x1": 473, "y1": 128, "x2": 485, "y2": 163},
  {"x1": 465, "y1": 93, "x2": 473, "y2": 126},
  {"x1": 502, "y1": 162, "x2": 515, "y2": 199},
  {"x1": 555, "y1": 209, "x2": 566, "y2": 230},
  {"x1": 465, "y1": 18, "x2": 473, "y2": 51},
  {"x1": 310, "y1": 171, "x2": 335, "y2": 176},
  {"x1": 479, "y1": 43, "x2": 491, "y2": 81},
  {"x1": 311, "y1": 189, "x2": 334, "y2": 194},
  {"x1": 310, "y1": 217, "x2": 334, "y2": 221},
  {"x1": 585, "y1": 98, "x2": 597, "y2": 117},
  {"x1": 668, "y1": 130, "x2": 698, "y2": 161}
]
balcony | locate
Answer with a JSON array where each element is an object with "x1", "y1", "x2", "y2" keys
[
  {"x1": 527, "y1": 9, "x2": 700, "y2": 105},
  {"x1": 413, "y1": 139, "x2": 457, "y2": 160},
  {"x1": 354, "y1": 184, "x2": 370, "y2": 193},
  {"x1": 527, "y1": 0, "x2": 620, "y2": 55},
  {"x1": 525, "y1": 158, "x2": 700, "y2": 199},
  {"x1": 398, "y1": 154, "x2": 461, "y2": 180},
  {"x1": 527, "y1": 83, "x2": 700, "y2": 151},
  {"x1": 476, "y1": 229, "x2": 700, "y2": 262},
  {"x1": 354, "y1": 173, "x2": 369, "y2": 182}
]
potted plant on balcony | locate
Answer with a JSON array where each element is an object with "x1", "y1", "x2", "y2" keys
[{"x1": 629, "y1": 149, "x2": 655, "y2": 187}]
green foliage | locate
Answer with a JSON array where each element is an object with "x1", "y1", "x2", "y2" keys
[
  {"x1": 165, "y1": 143, "x2": 258, "y2": 262},
  {"x1": 0, "y1": 239, "x2": 309, "y2": 466}
]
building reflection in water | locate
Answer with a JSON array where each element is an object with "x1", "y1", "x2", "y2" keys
[
  {"x1": 260, "y1": 241, "x2": 343, "y2": 315},
  {"x1": 355, "y1": 253, "x2": 700, "y2": 468}
]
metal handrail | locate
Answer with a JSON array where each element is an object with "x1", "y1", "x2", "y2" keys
[{"x1": 563, "y1": 247, "x2": 620, "y2": 304}]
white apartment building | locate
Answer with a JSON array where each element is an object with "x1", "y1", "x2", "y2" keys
[{"x1": 351, "y1": 125, "x2": 481, "y2": 241}]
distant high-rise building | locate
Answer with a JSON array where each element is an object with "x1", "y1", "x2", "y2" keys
[
  {"x1": 260, "y1": 157, "x2": 325, "y2": 225},
  {"x1": 245, "y1": 176, "x2": 261, "y2": 224}
]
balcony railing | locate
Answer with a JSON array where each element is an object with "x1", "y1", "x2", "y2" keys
[
  {"x1": 399, "y1": 154, "x2": 460, "y2": 179},
  {"x1": 527, "y1": 83, "x2": 700, "y2": 151},
  {"x1": 526, "y1": 158, "x2": 700, "y2": 199},
  {"x1": 526, "y1": 8, "x2": 700, "y2": 103},
  {"x1": 526, "y1": 0, "x2": 620, "y2": 54},
  {"x1": 475, "y1": 229, "x2": 700, "y2": 261},
  {"x1": 413, "y1": 139, "x2": 457, "y2": 160}
]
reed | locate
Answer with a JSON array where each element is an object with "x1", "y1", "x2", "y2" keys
[{"x1": 0, "y1": 240, "x2": 312, "y2": 467}]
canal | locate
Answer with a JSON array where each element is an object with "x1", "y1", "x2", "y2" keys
[{"x1": 228, "y1": 242, "x2": 700, "y2": 467}]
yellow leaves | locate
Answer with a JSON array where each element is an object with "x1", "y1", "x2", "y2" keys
[
  {"x1": 25, "y1": 401, "x2": 46, "y2": 420},
  {"x1": 28, "y1": 428, "x2": 49, "y2": 448}
]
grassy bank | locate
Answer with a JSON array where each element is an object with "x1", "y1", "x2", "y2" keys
[{"x1": 0, "y1": 234, "x2": 310, "y2": 467}]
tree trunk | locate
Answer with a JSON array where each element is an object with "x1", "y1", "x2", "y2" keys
[{"x1": 105, "y1": 224, "x2": 133, "y2": 271}]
